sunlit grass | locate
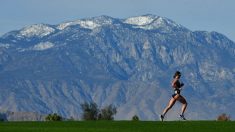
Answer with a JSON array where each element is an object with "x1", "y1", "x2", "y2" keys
[{"x1": 0, "y1": 121, "x2": 234, "y2": 132}]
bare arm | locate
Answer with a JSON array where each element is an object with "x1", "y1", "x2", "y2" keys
[
  {"x1": 172, "y1": 78, "x2": 184, "y2": 88},
  {"x1": 171, "y1": 78, "x2": 178, "y2": 89}
]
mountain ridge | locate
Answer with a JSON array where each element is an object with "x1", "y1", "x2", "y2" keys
[{"x1": 0, "y1": 14, "x2": 234, "y2": 120}]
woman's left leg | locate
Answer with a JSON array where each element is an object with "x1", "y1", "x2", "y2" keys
[{"x1": 178, "y1": 95, "x2": 187, "y2": 116}]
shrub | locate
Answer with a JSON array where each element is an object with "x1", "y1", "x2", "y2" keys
[
  {"x1": 0, "y1": 113, "x2": 7, "y2": 121},
  {"x1": 81, "y1": 102, "x2": 118, "y2": 121},
  {"x1": 132, "y1": 115, "x2": 139, "y2": 121},
  {"x1": 217, "y1": 113, "x2": 230, "y2": 121},
  {"x1": 81, "y1": 102, "x2": 99, "y2": 120},
  {"x1": 98, "y1": 105, "x2": 117, "y2": 120},
  {"x1": 45, "y1": 113, "x2": 62, "y2": 121}
]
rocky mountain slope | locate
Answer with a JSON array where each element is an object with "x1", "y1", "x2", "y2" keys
[{"x1": 0, "y1": 14, "x2": 234, "y2": 120}]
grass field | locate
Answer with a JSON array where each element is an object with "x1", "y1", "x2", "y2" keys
[{"x1": 0, "y1": 121, "x2": 234, "y2": 132}]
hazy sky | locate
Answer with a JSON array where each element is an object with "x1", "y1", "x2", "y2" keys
[{"x1": 1, "y1": 0, "x2": 235, "y2": 41}]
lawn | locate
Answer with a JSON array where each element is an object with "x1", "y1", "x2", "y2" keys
[{"x1": 0, "y1": 121, "x2": 234, "y2": 132}]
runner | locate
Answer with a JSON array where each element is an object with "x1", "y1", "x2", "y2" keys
[{"x1": 160, "y1": 71, "x2": 187, "y2": 121}]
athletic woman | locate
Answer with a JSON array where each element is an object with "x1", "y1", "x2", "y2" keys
[{"x1": 160, "y1": 71, "x2": 187, "y2": 121}]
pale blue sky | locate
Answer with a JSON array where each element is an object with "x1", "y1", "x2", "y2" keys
[{"x1": 1, "y1": 0, "x2": 235, "y2": 41}]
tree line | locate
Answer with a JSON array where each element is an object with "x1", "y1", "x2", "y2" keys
[
  {"x1": 45, "y1": 102, "x2": 118, "y2": 121},
  {"x1": 81, "y1": 102, "x2": 117, "y2": 120}
]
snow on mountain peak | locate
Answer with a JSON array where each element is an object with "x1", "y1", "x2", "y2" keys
[
  {"x1": 124, "y1": 15, "x2": 183, "y2": 30},
  {"x1": 78, "y1": 20, "x2": 100, "y2": 29},
  {"x1": 57, "y1": 16, "x2": 114, "y2": 30},
  {"x1": 19, "y1": 24, "x2": 55, "y2": 37},
  {"x1": 57, "y1": 15, "x2": 182, "y2": 31},
  {"x1": 57, "y1": 20, "x2": 100, "y2": 30},
  {"x1": 124, "y1": 15, "x2": 157, "y2": 26}
]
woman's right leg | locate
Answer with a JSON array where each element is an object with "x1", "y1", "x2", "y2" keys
[{"x1": 162, "y1": 97, "x2": 177, "y2": 116}]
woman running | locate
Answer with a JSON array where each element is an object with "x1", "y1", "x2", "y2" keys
[{"x1": 160, "y1": 71, "x2": 187, "y2": 121}]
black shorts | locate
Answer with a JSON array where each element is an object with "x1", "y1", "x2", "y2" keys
[{"x1": 172, "y1": 89, "x2": 181, "y2": 98}]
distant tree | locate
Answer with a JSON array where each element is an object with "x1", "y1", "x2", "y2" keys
[
  {"x1": 217, "y1": 113, "x2": 230, "y2": 121},
  {"x1": 0, "y1": 113, "x2": 7, "y2": 122},
  {"x1": 45, "y1": 113, "x2": 62, "y2": 121},
  {"x1": 132, "y1": 115, "x2": 139, "y2": 121},
  {"x1": 98, "y1": 105, "x2": 117, "y2": 120},
  {"x1": 81, "y1": 102, "x2": 99, "y2": 120}
]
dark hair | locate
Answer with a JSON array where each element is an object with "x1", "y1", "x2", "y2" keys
[{"x1": 173, "y1": 71, "x2": 181, "y2": 78}]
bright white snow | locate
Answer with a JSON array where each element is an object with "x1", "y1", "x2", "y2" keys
[
  {"x1": 57, "y1": 16, "x2": 114, "y2": 30},
  {"x1": 124, "y1": 15, "x2": 182, "y2": 30},
  {"x1": 19, "y1": 24, "x2": 55, "y2": 37},
  {"x1": 57, "y1": 20, "x2": 100, "y2": 30},
  {"x1": 32, "y1": 42, "x2": 54, "y2": 51},
  {"x1": 124, "y1": 16, "x2": 157, "y2": 26}
]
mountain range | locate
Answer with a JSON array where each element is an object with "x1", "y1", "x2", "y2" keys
[{"x1": 0, "y1": 14, "x2": 234, "y2": 120}]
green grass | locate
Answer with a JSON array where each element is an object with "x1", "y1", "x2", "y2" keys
[{"x1": 0, "y1": 121, "x2": 234, "y2": 132}]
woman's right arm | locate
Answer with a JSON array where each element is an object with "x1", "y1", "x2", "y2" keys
[{"x1": 171, "y1": 78, "x2": 178, "y2": 89}]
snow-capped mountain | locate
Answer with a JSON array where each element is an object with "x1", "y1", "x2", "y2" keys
[
  {"x1": 18, "y1": 24, "x2": 55, "y2": 37},
  {"x1": 124, "y1": 14, "x2": 184, "y2": 31},
  {"x1": 57, "y1": 16, "x2": 116, "y2": 30},
  {"x1": 0, "y1": 14, "x2": 234, "y2": 120}
]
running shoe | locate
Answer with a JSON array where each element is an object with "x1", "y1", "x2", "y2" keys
[
  {"x1": 159, "y1": 115, "x2": 164, "y2": 121},
  {"x1": 179, "y1": 114, "x2": 187, "y2": 120}
]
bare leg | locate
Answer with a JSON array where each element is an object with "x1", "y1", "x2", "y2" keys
[
  {"x1": 178, "y1": 96, "x2": 187, "y2": 115},
  {"x1": 162, "y1": 97, "x2": 177, "y2": 116}
]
